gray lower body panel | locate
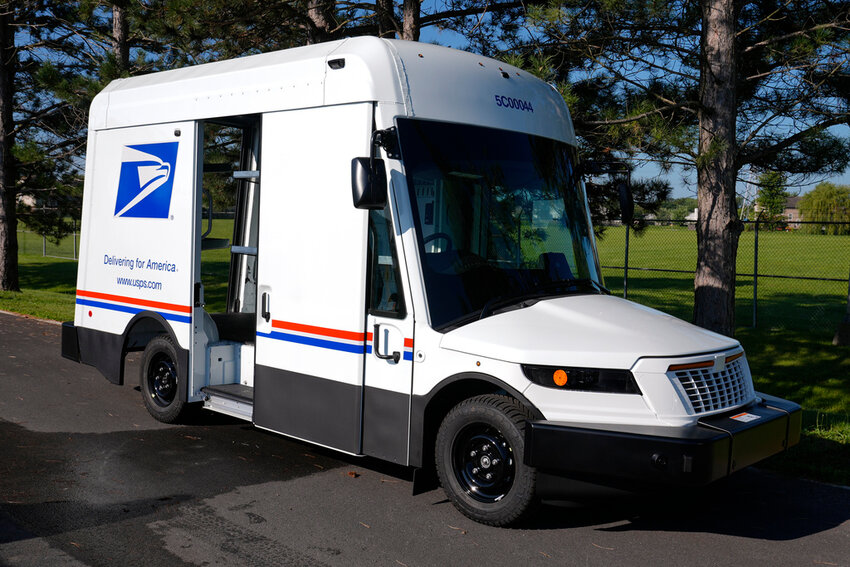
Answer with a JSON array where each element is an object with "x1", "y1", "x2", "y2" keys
[
  {"x1": 62, "y1": 319, "x2": 188, "y2": 395},
  {"x1": 253, "y1": 365, "x2": 362, "y2": 454},
  {"x1": 362, "y1": 386, "x2": 409, "y2": 465}
]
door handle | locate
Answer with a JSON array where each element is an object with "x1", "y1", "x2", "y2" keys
[
  {"x1": 261, "y1": 292, "x2": 271, "y2": 322},
  {"x1": 373, "y1": 324, "x2": 400, "y2": 363}
]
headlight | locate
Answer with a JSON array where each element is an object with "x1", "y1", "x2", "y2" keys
[{"x1": 521, "y1": 364, "x2": 641, "y2": 394}]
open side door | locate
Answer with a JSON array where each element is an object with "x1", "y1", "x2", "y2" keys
[{"x1": 253, "y1": 104, "x2": 373, "y2": 453}]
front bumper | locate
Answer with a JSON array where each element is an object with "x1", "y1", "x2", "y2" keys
[{"x1": 524, "y1": 393, "x2": 801, "y2": 487}]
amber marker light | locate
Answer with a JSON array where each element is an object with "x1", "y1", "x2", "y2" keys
[
  {"x1": 667, "y1": 360, "x2": 714, "y2": 372},
  {"x1": 725, "y1": 352, "x2": 744, "y2": 364},
  {"x1": 553, "y1": 369, "x2": 568, "y2": 387}
]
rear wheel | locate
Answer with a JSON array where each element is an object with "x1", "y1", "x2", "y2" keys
[
  {"x1": 435, "y1": 394, "x2": 537, "y2": 526},
  {"x1": 141, "y1": 336, "x2": 188, "y2": 423}
]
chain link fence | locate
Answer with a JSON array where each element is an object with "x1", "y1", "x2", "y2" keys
[
  {"x1": 17, "y1": 222, "x2": 80, "y2": 259},
  {"x1": 18, "y1": 217, "x2": 850, "y2": 333},
  {"x1": 597, "y1": 220, "x2": 850, "y2": 333}
]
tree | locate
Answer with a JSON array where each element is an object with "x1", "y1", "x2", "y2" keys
[
  {"x1": 798, "y1": 182, "x2": 850, "y2": 234},
  {"x1": 0, "y1": 3, "x2": 17, "y2": 291},
  {"x1": 755, "y1": 170, "x2": 790, "y2": 222},
  {"x1": 656, "y1": 197, "x2": 699, "y2": 221},
  {"x1": 524, "y1": 0, "x2": 850, "y2": 336},
  {"x1": 1, "y1": 2, "x2": 96, "y2": 291}
]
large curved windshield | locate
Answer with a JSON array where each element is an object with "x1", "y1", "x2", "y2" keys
[{"x1": 396, "y1": 118, "x2": 603, "y2": 330}]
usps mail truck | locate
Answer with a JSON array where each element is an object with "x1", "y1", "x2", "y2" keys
[{"x1": 62, "y1": 37, "x2": 800, "y2": 526}]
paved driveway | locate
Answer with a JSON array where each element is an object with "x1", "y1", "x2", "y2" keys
[{"x1": 1, "y1": 311, "x2": 848, "y2": 566}]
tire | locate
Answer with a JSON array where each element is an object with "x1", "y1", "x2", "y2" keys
[
  {"x1": 140, "y1": 335, "x2": 188, "y2": 423},
  {"x1": 435, "y1": 394, "x2": 537, "y2": 526}
]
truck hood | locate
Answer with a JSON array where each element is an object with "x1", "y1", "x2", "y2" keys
[{"x1": 439, "y1": 294, "x2": 738, "y2": 369}]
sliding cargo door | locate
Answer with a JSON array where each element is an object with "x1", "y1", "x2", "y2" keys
[{"x1": 253, "y1": 104, "x2": 372, "y2": 453}]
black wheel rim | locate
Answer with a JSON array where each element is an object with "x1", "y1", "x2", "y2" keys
[
  {"x1": 147, "y1": 352, "x2": 177, "y2": 407},
  {"x1": 452, "y1": 423, "x2": 515, "y2": 503}
]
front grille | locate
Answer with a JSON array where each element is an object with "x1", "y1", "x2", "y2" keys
[{"x1": 672, "y1": 358, "x2": 752, "y2": 414}]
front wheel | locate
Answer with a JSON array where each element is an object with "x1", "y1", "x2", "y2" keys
[
  {"x1": 435, "y1": 394, "x2": 537, "y2": 526},
  {"x1": 140, "y1": 335, "x2": 189, "y2": 423}
]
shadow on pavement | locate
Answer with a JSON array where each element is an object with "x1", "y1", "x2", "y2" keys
[{"x1": 523, "y1": 468, "x2": 850, "y2": 540}]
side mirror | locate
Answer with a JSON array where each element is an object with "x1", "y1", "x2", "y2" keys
[
  {"x1": 351, "y1": 157, "x2": 387, "y2": 210},
  {"x1": 618, "y1": 180, "x2": 634, "y2": 225}
]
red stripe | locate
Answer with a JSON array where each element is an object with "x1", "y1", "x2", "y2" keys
[
  {"x1": 76, "y1": 289, "x2": 191, "y2": 313},
  {"x1": 272, "y1": 320, "x2": 366, "y2": 342},
  {"x1": 404, "y1": 338, "x2": 414, "y2": 347}
]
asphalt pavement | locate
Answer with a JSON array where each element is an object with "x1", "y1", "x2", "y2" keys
[{"x1": 1, "y1": 310, "x2": 848, "y2": 566}]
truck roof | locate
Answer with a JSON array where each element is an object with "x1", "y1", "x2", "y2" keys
[{"x1": 90, "y1": 37, "x2": 575, "y2": 145}]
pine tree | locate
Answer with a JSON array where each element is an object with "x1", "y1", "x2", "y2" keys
[
  {"x1": 1, "y1": 2, "x2": 100, "y2": 290},
  {"x1": 755, "y1": 171, "x2": 790, "y2": 223},
  {"x1": 524, "y1": 0, "x2": 850, "y2": 335},
  {"x1": 0, "y1": 2, "x2": 17, "y2": 291}
]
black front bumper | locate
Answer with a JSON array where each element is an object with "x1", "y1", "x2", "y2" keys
[{"x1": 524, "y1": 394, "x2": 801, "y2": 487}]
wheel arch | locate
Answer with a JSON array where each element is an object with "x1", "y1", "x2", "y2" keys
[
  {"x1": 409, "y1": 372, "x2": 543, "y2": 469},
  {"x1": 120, "y1": 312, "x2": 188, "y2": 401},
  {"x1": 122, "y1": 311, "x2": 179, "y2": 353}
]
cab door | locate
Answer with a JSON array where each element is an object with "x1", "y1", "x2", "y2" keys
[{"x1": 362, "y1": 197, "x2": 415, "y2": 465}]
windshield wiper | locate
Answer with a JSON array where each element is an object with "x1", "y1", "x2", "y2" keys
[
  {"x1": 478, "y1": 278, "x2": 608, "y2": 321},
  {"x1": 530, "y1": 278, "x2": 609, "y2": 296}
]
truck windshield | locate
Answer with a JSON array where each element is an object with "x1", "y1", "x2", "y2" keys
[{"x1": 396, "y1": 118, "x2": 604, "y2": 331}]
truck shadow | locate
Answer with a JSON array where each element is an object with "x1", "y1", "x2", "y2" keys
[
  {"x1": 525, "y1": 467, "x2": 850, "y2": 540},
  {"x1": 168, "y1": 410, "x2": 849, "y2": 542}
]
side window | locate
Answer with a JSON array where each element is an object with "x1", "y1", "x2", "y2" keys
[{"x1": 368, "y1": 206, "x2": 406, "y2": 318}]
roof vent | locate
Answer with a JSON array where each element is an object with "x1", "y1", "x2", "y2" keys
[{"x1": 328, "y1": 58, "x2": 345, "y2": 70}]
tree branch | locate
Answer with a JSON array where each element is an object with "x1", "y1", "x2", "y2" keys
[
  {"x1": 737, "y1": 116, "x2": 850, "y2": 168},
  {"x1": 420, "y1": 1, "x2": 527, "y2": 26},
  {"x1": 578, "y1": 100, "x2": 699, "y2": 127},
  {"x1": 742, "y1": 20, "x2": 850, "y2": 54}
]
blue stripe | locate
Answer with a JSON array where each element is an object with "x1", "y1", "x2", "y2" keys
[
  {"x1": 403, "y1": 351, "x2": 413, "y2": 361},
  {"x1": 76, "y1": 298, "x2": 191, "y2": 324},
  {"x1": 257, "y1": 330, "x2": 367, "y2": 354}
]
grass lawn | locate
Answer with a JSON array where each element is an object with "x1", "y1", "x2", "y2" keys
[
  {"x1": 0, "y1": 255, "x2": 78, "y2": 321},
  {"x1": 2, "y1": 221, "x2": 849, "y2": 485}
]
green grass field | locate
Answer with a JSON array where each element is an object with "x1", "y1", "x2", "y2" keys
[
  {"x1": 2, "y1": 221, "x2": 848, "y2": 485},
  {"x1": 597, "y1": 225, "x2": 850, "y2": 331}
]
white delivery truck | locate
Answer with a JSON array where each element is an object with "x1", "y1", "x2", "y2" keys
[{"x1": 62, "y1": 37, "x2": 800, "y2": 526}]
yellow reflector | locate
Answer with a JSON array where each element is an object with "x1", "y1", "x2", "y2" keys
[
  {"x1": 725, "y1": 352, "x2": 743, "y2": 364},
  {"x1": 668, "y1": 360, "x2": 713, "y2": 372},
  {"x1": 553, "y1": 369, "x2": 568, "y2": 386}
]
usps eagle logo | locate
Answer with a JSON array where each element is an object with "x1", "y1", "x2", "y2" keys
[{"x1": 114, "y1": 142, "x2": 179, "y2": 218}]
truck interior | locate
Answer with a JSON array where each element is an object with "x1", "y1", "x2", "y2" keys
[{"x1": 196, "y1": 114, "x2": 261, "y2": 417}]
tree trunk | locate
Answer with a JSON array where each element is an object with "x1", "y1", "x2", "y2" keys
[
  {"x1": 112, "y1": 2, "x2": 130, "y2": 73},
  {"x1": 306, "y1": 0, "x2": 334, "y2": 44},
  {"x1": 376, "y1": 0, "x2": 396, "y2": 38},
  {"x1": 401, "y1": 0, "x2": 421, "y2": 41},
  {"x1": 693, "y1": 0, "x2": 741, "y2": 336},
  {"x1": 0, "y1": 5, "x2": 19, "y2": 292}
]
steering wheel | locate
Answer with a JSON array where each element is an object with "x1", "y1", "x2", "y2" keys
[{"x1": 423, "y1": 232, "x2": 453, "y2": 253}]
